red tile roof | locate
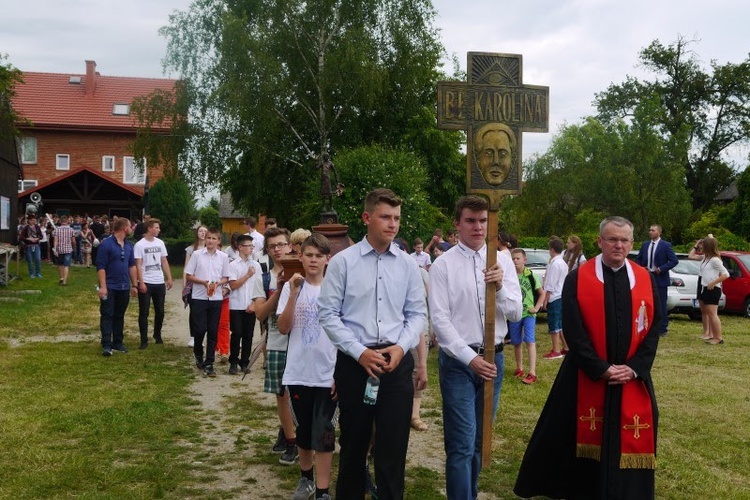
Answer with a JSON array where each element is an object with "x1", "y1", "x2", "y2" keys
[{"x1": 13, "y1": 61, "x2": 177, "y2": 133}]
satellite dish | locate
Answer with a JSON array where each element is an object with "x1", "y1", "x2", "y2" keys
[{"x1": 30, "y1": 192, "x2": 42, "y2": 204}]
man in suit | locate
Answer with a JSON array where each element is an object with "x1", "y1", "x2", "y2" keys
[{"x1": 636, "y1": 224, "x2": 678, "y2": 336}]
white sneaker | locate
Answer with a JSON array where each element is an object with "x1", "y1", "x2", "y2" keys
[{"x1": 188, "y1": 337, "x2": 195, "y2": 348}]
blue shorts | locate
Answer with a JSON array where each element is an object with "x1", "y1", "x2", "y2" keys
[
  {"x1": 58, "y1": 253, "x2": 72, "y2": 267},
  {"x1": 509, "y1": 316, "x2": 536, "y2": 345},
  {"x1": 547, "y1": 299, "x2": 562, "y2": 333}
]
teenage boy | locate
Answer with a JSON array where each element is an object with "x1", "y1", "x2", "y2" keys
[
  {"x1": 228, "y1": 234, "x2": 261, "y2": 375},
  {"x1": 543, "y1": 237, "x2": 569, "y2": 359},
  {"x1": 318, "y1": 188, "x2": 427, "y2": 499},
  {"x1": 21, "y1": 214, "x2": 43, "y2": 278},
  {"x1": 277, "y1": 234, "x2": 336, "y2": 500},
  {"x1": 134, "y1": 218, "x2": 173, "y2": 349},
  {"x1": 251, "y1": 227, "x2": 297, "y2": 464},
  {"x1": 410, "y1": 237, "x2": 432, "y2": 270},
  {"x1": 509, "y1": 248, "x2": 545, "y2": 385},
  {"x1": 52, "y1": 215, "x2": 76, "y2": 285},
  {"x1": 185, "y1": 228, "x2": 230, "y2": 377}
]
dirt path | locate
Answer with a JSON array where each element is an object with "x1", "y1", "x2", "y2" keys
[{"x1": 162, "y1": 281, "x2": 501, "y2": 499}]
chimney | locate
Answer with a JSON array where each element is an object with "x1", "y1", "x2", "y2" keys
[{"x1": 85, "y1": 60, "x2": 97, "y2": 99}]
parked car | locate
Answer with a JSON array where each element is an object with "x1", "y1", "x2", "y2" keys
[
  {"x1": 628, "y1": 251, "x2": 725, "y2": 320},
  {"x1": 521, "y1": 248, "x2": 549, "y2": 288},
  {"x1": 719, "y1": 251, "x2": 750, "y2": 317}
]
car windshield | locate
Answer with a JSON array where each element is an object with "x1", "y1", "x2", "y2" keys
[
  {"x1": 673, "y1": 259, "x2": 700, "y2": 275},
  {"x1": 523, "y1": 250, "x2": 549, "y2": 267}
]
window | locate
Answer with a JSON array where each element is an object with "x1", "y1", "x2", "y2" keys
[
  {"x1": 123, "y1": 156, "x2": 146, "y2": 184},
  {"x1": 20, "y1": 137, "x2": 37, "y2": 164},
  {"x1": 18, "y1": 180, "x2": 38, "y2": 192},
  {"x1": 102, "y1": 155, "x2": 115, "y2": 172},
  {"x1": 112, "y1": 103, "x2": 130, "y2": 115},
  {"x1": 56, "y1": 154, "x2": 70, "y2": 170}
]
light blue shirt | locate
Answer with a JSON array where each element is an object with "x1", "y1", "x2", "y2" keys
[{"x1": 318, "y1": 237, "x2": 427, "y2": 361}]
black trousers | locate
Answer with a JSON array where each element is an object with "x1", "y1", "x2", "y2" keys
[
  {"x1": 138, "y1": 283, "x2": 166, "y2": 342},
  {"x1": 334, "y1": 349, "x2": 414, "y2": 500},
  {"x1": 229, "y1": 309, "x2": 256, "y2": 367},
  {"x1": 190, "y1": 299, "x2": 222, "y2": 366},
  {"x1": 100, "y1": 289, "x2": 130, "y2": 349}
]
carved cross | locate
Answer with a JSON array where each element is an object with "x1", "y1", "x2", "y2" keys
[
  {"x1": 437, "y1": 52, "x2": 549, "y2": 469},
  {"x1": 623, "y1": 414, "x2": 651, "y2": 439},
  {"x1": 580, "y1": 407, "x2": 605, "y2": 432}
]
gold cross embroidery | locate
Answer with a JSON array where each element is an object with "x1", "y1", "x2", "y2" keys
[
  {"x1": 623, "y1": 414, "x2": 651, "y2": 439},
  {"x1": 579, "y1": 407, "x2": 604, "y2": 432}
]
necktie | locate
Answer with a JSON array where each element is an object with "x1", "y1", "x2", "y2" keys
[{"x1": 648, "y1": 241, "x2": 655, "y2": 270}]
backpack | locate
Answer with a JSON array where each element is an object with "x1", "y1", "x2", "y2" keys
[
  {"x1": 259, "y1": 260, "x2": 272, "y2": 298},
  {"x1": 527, "y1": 268, "x2": 541, "y2": 305}
]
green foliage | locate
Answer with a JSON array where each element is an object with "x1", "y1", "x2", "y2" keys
[
  {"x1": 728, "y1": 167, "x2": 750, "y2": 240},
  {"x1": 162, "y1": 237, "x2": 193, "y2": 265},
  {"x1": 595, "y1": 37, "x2": 750, "y2": 210},
  {"x1": 147, "y1": 176, "x2": 195, "y2": 238},
  {"x1": 0, "y1": 54, "x2": 24, "y2": 139},
  {"x1": 197, "y1": 206, "x2": 221, "y2": 231},
  {"x1": 509, "y1": 116, "x2": 691, "y2": 240},
  {"x1": 294, "y1": 145, "x2": 449, "y2": 242},
  {"x1": 684, "y1": 208, "x2": 750, "y2": 251},
  {"x1": 151, "y1": 0, "x2": 460, "y2": 224}
]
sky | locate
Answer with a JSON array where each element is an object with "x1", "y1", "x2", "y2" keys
[{"x1": 2, "y1": 0, "x2": 749, "y2": 164}]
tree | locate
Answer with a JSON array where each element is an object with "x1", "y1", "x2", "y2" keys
[
  {"x1": 595, "y1": 37, "x2": 750, "y2": 210},
  {"x1": 148, "y1": 176, "x2": 195, "y2": 238},
  {"x1": 198, "y1": 206, "x2": 221, "y2": 230},
  {"x1": 146, "y1": 0, "x2": 463, "y2": 223},
  {"x1": 292, "y1": 145, "x2": 449, "y2": 242},
  {"x1": 0, "y1": 54, "x2": 23, "y2": 140},
  {"x1": 508, "y1": 115, "x2": 691, "y2": 239}
]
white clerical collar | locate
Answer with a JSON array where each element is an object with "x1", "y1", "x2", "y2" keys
[{"x1": 595, "y1": 254, "x2": 636, "y2": 289}]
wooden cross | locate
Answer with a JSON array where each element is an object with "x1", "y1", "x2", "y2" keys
[
  {"x1": 623, "y1": 414, "x2": 651, "y2": 439},
  {"x1": 437, "y1": 52, "x2": 549, "y2": 468},
  {"x1": 579, "y1": 407, "x2": 604, "y2": 432}
]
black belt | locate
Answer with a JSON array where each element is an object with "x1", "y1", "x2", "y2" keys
[{"x1": 468, "y1": 343, "x2": 504, "y2": 355}]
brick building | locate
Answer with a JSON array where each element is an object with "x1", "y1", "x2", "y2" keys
[{"x1": 12, "y1": 60, "x2": 176, "y2": 219}]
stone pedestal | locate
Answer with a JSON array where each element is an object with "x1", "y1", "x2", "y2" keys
[
  {"x1": 319, "y1": 210, "x2": 339, "y2": 225},
  {"x1": 313, "y1": 223, "x2": 353, "y2": 257}
]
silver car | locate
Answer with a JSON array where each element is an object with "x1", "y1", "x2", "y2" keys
[{"x1": 667, "y1": 257, "x2": 725, "y2": 320}]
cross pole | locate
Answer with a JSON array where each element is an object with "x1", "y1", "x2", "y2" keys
[{"x1": 437, "y1": 52, "x2": 549, "y2": 468}]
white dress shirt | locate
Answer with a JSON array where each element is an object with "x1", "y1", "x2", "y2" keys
[
  {"x1": 184, "y1": 248, "x2": 229, "y2": 301},
  {"x1": 429, "y1": 242, "x2": 522, "y2": 367},
  {"x1": 544, "y1": 254, "x2": 567, "y2": 302},
  {"x1": 228, "y1": 256, "x2": 262, "y2": 310},
  {"x1": 318, "y1": 237, "x2": 427, "y2": 361}
]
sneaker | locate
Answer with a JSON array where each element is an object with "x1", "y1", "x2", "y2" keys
[
  {"x1": 195, "y1": 356, "x2": 204, "y2": 370},
  {"x1": 561, "y1": 348, "x2": 569, "y2": 355},
  {"x1": 139, "y1": 342, "x2": 148, "y2": 350},
  {"x1": 272, "y1": 427, "x2": 286, "y2": 453},
  {"x1": 228, "y1": 363, "x2": 239, "y2": 375},
  {"x1": 543, "y1": 351, "x2": 563, "y2": 360},
  {"x1": 102, "y1": 348, "x2": 112, "y2": 357},
  {"x1": 36, "y1": 273, "x2": 43, "y2": 278},
  {"x1": 513, "y1": 368, "x2": 524, "y2": 378},
  {"x1": 112, "y1": 345, "x2": 129, "y2": 353},
  {"x1": 291, "y1": 477, "x2": 315, "y2": 500},
  {"x1": 279, "y1": 443, "x2": 298, "y2": 465},
  {"x1": 188, "y1": 337, "x2": 195, "y2": 348},
  {"x1": 154, "y1": 335, "x2": 163, "y2": 344},
  {"x1": 522, "y1": 373, "x2": 537, "y2": 385},
  {"x1": 240, "y1": 364, "x2": 250, "y2": 374},
  {"x1": 29, "y1": 275, "x2": 35, "y2": 279},
  {"x1": 203, "y1": 364, "x2": 216, "y2": 377}
]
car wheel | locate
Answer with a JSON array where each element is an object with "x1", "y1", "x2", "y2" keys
[
  {"x1": 688, "y1": 310, "x2": 702, "y2": 321},
  {"x1": 744, "y1": 298, "x2": 750, "y2": 319}
]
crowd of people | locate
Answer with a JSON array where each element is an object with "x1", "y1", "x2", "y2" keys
[{"x1": 17, "y1": 197, "x2": 737, "y2": 499}]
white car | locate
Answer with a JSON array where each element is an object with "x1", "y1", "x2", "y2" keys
[
  {"x1": 667, "y1": 258, "x2": 725, "y2": 320},
  {"x1": 521, "y1": 248, "x2": 548, "y2": 288}
]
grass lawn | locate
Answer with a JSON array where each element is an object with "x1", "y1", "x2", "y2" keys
[{"x1": 2, "y1": 264, "x2": 750, "y2": 498}]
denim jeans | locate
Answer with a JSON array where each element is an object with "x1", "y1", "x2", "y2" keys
[
  {"x1": 138, "y1": 283, "x2": 166, "y2": 343},
  {"x1": 25, "y1": 244, "x2": 41, "y2": 277},
  {"x1": 438, "y1": 348, "x2": 504, "y2": 500},
  {"x1": 100, "y1": 289, "x2": 131, "y2": 349}
]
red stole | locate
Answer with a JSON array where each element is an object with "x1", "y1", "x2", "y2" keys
[{"x1": 575, "y1": 258, "x2": 656, "y2": 469}]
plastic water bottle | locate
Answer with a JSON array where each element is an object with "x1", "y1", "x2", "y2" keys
[
  {"x1": 95, "y1": 285, "x2": 107, "y2": 301},
  {"x1": 363, "y1": 376, "x2": 380, "y2": 405}
]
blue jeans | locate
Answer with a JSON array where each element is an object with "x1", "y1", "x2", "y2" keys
[
  {"x1": 438, "y1": 348, "x2": 504, "y2": 500},
  {"x1": 25, "y1": 244, "x2": 41, "y2": 277}
]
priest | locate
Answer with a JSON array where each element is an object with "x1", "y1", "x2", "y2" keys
[{"x1": 515, "y1": 216, "x2": 661, "y2": 500}]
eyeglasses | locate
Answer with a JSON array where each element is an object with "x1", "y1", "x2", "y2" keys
[
  {"x1": 267, "y1": 243, "x2": 288, "y2": 250},
  {"x1": 601, "y1": 237, "x2": 633, "y2": 245}
]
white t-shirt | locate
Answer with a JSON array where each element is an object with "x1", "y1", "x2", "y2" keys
[
  {"x1": 544, "y1": 254, "x2": 568, "y2": 302},
  {"x1": 223, "y1": 245, "x2": 241, "y2": 262},
  {"x1": 134, "y1": 237, "x2": 168, "y2": 284},
  {"x1": 228, "y1": 257, "x2": 262, "y2": 310},
  {"x1": 278, "y1": 282, "x2": 336, "y2": 387},
  {"x1": 251, "y1": 263, "x2": 288, "y2": 351}
]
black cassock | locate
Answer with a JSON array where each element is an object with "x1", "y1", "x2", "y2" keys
[{"x1": 514, "y1": 264, "x2": 661, "y2": 500}]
